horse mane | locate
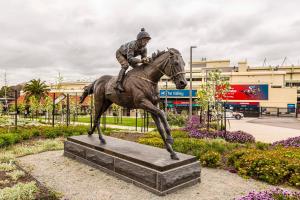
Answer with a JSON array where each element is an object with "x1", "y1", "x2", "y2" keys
[{"x1": 151, "y1": 50, "x2": 166, "y2": 60}]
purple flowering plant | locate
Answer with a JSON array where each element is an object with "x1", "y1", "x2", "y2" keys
[
  {"x1": 236, "y1": 188, "x2": 300, "y2": 200},
  {"x1": 185, "y1": 116, "x2": 255, "y2": 143},
  {"x1": 272, "y1": 136, "x2": 300, "y2": 148}
]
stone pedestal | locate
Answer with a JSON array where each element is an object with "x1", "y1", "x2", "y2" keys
[{"x1": 64, "y1": 135, "x2": 201, "y2": 196}]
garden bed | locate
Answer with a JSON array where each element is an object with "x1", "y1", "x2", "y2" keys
[
  {"x1": 138, "y1": 129, "x2": 300, "y2": 189},
  {"x1": 0, "y1": 163, "x2": 58, "y2": 199}
]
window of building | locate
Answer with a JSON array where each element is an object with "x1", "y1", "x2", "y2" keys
[
  {"x1": 286, "y1": 82, "x2": 300, "y2": 87},
  {"x1": 271, "y1": 85, "x2": 282, "y2": 88},
  {"x1": 186, "y1": 78, "x2": 202, "y2": 81}
]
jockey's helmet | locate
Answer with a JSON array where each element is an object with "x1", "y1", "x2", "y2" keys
[{"x1": 137, "y1": 28, "x2": 151, "y2": 40}]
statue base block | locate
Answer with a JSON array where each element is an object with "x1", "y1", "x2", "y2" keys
[{"x1": 64, "y1": 135, "x2": 201, "y2": 196}]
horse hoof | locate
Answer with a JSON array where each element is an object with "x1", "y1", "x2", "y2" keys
[
  {"x1": 166, "y1": 137, "x2": 174, "y2": 145},
  {"x1": 100, "y1": 138, "x2": 106, "y2": 144},
  {"x1": 170, "y1": 154, "x2": 179, "y2": 160},
  {"x1": 88, "y1": 131, "x2": 93, "y2": 136}
]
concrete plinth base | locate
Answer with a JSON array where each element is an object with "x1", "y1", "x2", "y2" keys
[{"x1": 64, "y1": 135, "x2": 201, "y2": 196}]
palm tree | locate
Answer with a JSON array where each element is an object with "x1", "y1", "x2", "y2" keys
[{"x1": 23, "y1": 79, "x2": 50, "y2": 102}]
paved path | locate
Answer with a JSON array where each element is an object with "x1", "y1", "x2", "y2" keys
[
  {"x1": 17, "y1": 150, "x2": 295, "y2": 200},
  {"x1": 228, "y1": 118, "x2": 300, "y2": 143}
]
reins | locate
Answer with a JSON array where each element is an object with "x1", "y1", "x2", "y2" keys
[{"x1": 133, "y1": 51, "x2": 185, "y2": 84}]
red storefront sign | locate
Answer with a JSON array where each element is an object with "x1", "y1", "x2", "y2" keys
[
  {"x1": 173, "y1": 100, "x2": 197, "y2": 105},
  {"x1": 227, "y1": 102, "x2": 259, "y2": 105},
  {"x1": 220, "y1": 84, "x2": 268, "y2": 100}
]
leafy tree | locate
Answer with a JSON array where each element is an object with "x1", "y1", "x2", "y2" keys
[
  {"x1": 28, "y1": 96, "x2": 41, "y2": 119},
  {"x1": 0, "y1": 86, "x2": 13, "y2": 98},
  {"x1": 42, "y1": 96, "x2": 53, "y2": 123},
  {"x1": 196, "y1": 70, "x2": 230, "y2": 129},
  {"x1": 0, "y1": 103, "x2": 3, "y2": 114},
  {"x1": 111, "y1": 103, "x2": 121, "y2": 123},
  {"x1": 17, "y1": 102, "x2": 26, "y2": 115},
  {"x1": 23, "y1": 79, "x2": 50, "y2": 102}
]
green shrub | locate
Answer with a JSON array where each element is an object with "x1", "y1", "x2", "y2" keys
[
  {"x1": 20, "y1": 131, "x2": 33, "y2": 140},
  {"x1": 255, "y1": 141, "x2": 270, "y2": 150},
  {"x1": 171, "y1": 129, "x2": 189, "y2": 138},
  {"x1": 31, "y1": 129, "x2": 40, "y2": 137},
  {"x1": 0, "y1": 125, "x2": 89, "y2": 148},
  {"x1": 0, "y1": 138, "x2": 5, "y2": 148},
  {"x1": 209, "y1": 122, "x2": 225, "y2": 131},
  {"x1": 0, "y1": 163, "x2": 16, "y2": 171},
  {"x1": 0, "y1": 134, "x2": 20, "y2": 147},
  {"x1": 0, "y1": 181, "x2": 38, "y2": 200},
  {"x1": 200, "y1": 151, "x2": 221, "y2": 167},
  {"x1": 7, "y1": 170, "x2": 26, "y2": 181},
  {"x1": 138, "y1": 137, "x2": 164, "y2": 148},
  {"x1": 139, "y1": 134, "x2": 244, "y2": 160},
  {"x1": 227, "y1": 147, "x2": 300, "y2": 187},
  {"x1": 167, "y1": 112, "x2": 187, "y2": 126}
]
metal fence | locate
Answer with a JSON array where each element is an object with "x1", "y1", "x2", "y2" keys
[
  {"x1": 260, "y1": 107, "x2": 297, "y2": 118},
  {"x1": 0, "y1": 92, "x2": 151, "y2": 132}
]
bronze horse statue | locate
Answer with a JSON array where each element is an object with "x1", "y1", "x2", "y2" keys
[{"x1": 81, "y1": 48, "x2": 187, "y2": 160}]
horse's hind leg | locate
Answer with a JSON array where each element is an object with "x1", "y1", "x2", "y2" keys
[
  {"x1": 88, "y1": 97, "x2": 104, "y2": 136},
  {"x1": 95, "y1": 100, "x2": 112, "y2": 144}
]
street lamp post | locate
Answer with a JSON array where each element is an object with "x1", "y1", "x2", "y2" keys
[
  {"x1": 165, "y1": 79, "x2": 168, "y2": 113},
  {"x1": 189, "y1": 46, "x2": 197, "y2": 119}
]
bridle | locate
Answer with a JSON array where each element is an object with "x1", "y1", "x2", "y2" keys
[
  {"x1": 133, "y1": 50, "x2": 185, "y2": 85},
  {"x1": 157, "y1": 51, "x2": 186, "y2": 82}
]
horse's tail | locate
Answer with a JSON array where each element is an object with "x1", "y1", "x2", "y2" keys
[{"x1": 79, "y1": 81, "x2": 95, "y2": 104}]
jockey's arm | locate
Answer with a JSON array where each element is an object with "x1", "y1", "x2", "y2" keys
[
  {"x1": 141, "y1": 47, "x2": 147, "y2": 59},
  {"x1": 127, "y1": 43, "x2": 141, "y2": 65}
]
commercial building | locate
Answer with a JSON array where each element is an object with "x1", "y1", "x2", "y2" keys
[
  {"x1": 41, "y1": 59, "x2": 299, "y2": 117},
  {"x1": 158, "y1": 60, "x2": 298, "y2": 117}
]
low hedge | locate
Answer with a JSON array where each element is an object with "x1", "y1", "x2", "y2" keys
[
  {"x1": 0, "y1": 125, "x2": 118, "y2": 148},
  {"x1": 138, "y1": 130, "x2": 300, "y2": 188},
  {"x1": 138, "y1": 130, "x2": 245, "y2": 167},
  {"x1": 227, "y1": 147, "x2": 300, "y2": 188}
]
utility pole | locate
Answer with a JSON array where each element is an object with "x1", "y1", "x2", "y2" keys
[{"x1": 189, "y1": 46, "x2": 197, "y2": 119}]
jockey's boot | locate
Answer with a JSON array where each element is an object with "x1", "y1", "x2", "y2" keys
[{"x1": 115, "y1": 68, "x2": 126, "y2": 92}]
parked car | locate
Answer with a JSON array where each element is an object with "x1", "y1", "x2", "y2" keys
[{"x1": 225, "y1": 109, "x2": 244, "y2": 120}]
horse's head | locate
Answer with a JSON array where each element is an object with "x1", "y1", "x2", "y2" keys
[{"x1": 164, "y1": 48, "x2": 187, "y2": 89}]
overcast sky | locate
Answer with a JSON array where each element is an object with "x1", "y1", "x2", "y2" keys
[{"x1": 1, "y1": 0, "x2": 300, "y2": 86}]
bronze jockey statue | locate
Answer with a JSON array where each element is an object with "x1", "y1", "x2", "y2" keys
[
  {"x1": 115, "y1": 28, "x2": 151, "y2": 92},
  {"x1": 79, "y1": 28, "x2": 151, "y2": 103}
]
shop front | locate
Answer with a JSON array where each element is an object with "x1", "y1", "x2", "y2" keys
[{"x1": 159, "y1": 89, "x2": 198, "y2": 114}]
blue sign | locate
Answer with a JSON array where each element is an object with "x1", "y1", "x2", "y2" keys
[
  {"x1": 159, "y1": 90, "x2": 197, "y2": 97},
  {"x1": 287, "y1": 104, "x2": 296, "y2": 113}
]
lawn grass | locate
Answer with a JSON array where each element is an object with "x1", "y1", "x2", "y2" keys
[{"x1": 77, "y1": 116, "x2": 155, "y2": 127}]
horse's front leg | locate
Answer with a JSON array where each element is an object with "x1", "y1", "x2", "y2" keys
[
  {"x1": 140, "y1": 100, "x2": 179, "y2": 160},
  {"x1": 155, "y1": 107, "x2": 174, "y2": 144},
  {"x1": 143, "y1": 101, "x2": 174, "y2": 144}
]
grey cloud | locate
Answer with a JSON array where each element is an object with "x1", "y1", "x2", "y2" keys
[{"x1": 1, "y1": 0, "x2": 300, "y2": 85}]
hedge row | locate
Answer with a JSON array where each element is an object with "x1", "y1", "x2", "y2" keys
[
  {"x1": 0, "y1": 125, "x2": 95, "y2": 148},
  {"x1": 228, "y1": 147, "x2": 300, "y2": 187},
  {"x1": 138, "y1": 130, "x2": 300, "y2": 188}
]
